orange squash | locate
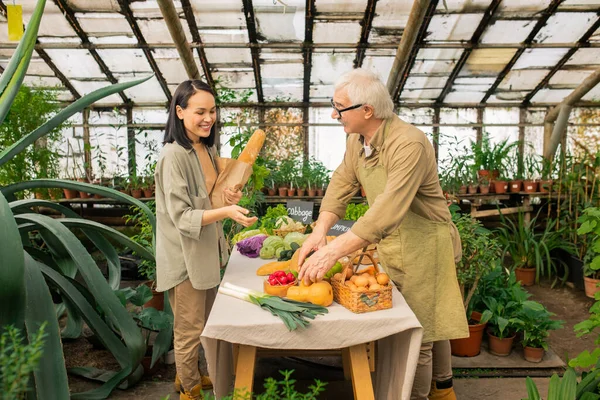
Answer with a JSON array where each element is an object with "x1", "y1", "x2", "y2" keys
[{"x1": 286, "y1": 281, "x2": 333, "y2": 307}]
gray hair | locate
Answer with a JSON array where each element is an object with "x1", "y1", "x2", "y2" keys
[{"x1": 334, "y1": 68, "x2": 395, "y2": 119}]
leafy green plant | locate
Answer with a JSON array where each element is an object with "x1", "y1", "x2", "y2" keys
[
  {"x1": 125, "y1": 201, "x2": 157, "y2": 281},
  {"x1": 522, "y1": 368, "x2": 600, "y2": 400},
  {"x1": 450, "y1": 205, "x2": 501, "y2": 318},
  {"x1": 0, "y1": 323, "x2": 46, "y2": 400},
  {"x1": 207, "y1": 370, "x2": 327, "y2": 400},
  {"x1": 578, "y1": 207, "x2": 600, "y2": 279},
  {"x1": 482, "y1": 289, "x2": 528, "y2": 339},
  {"x1": 345, "y1": 203, "x2": 369, "y2": 221},
  {"x1": 0, "y1": 1, "x2": 160, "y2": 397},
  {"x1": 496, "y1": 211, "x2": 576, "y2": 285},
  {"x1": 518, "y1": 302, "x2": 563, "y2": 350}
]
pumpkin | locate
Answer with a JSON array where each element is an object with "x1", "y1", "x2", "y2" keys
[{"x1": 286, "y1": 281, "x2": 333, "y2": 307}]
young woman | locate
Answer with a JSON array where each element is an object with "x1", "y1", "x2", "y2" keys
[{"x1": 154, "y1": 80, "x2": 257, "y2": 400}]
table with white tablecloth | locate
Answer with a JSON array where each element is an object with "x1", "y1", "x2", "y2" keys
[{"x1": 201, "y1": 250, "x2": 423, "y2": 400}]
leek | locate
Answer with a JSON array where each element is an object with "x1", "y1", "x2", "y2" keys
[{"x1": 219, "y1": 282, "x2": 328, "y2": 331}]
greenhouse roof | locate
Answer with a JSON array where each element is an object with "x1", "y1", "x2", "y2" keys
[{"x1": 0, "y1": 0, "x2": 599, "y2": 109}]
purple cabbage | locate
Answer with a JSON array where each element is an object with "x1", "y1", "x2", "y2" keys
[{"x1": 236, "y1": 234, "x2": 268, "y2": 258}]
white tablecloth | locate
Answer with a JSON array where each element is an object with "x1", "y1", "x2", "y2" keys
[{"x1": 201, "y1": 250, "x2": 423, "y2": 400}]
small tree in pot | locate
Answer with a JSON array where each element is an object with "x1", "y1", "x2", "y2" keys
[{"x1": 518, "y1": 302, "x2": 563, "y2": 362}]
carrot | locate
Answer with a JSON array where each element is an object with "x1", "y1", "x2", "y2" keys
[{"x1": 238, "y1": 129, "x2": 266, "y2": 165}]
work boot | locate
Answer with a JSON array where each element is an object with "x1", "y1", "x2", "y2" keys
[
  {"x1": 174, "y1": 374, "x2": 213, "y2": 392},
  {"x1": 179, "y1": 383, "x2": 204, "y2": 400},
  {"x1": 428, "y1": 378, "x2": 457, "y2": 400}
]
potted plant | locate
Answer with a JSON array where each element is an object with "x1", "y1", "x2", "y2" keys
[
  {"x1": 577, "y1": 207, "x2": 600, "y2": 298},
  {"x1": 539, "y1": 157, "x2": 555, "y2": 193},
  {"x1": 129, "y1": 175, "x2": 143, "y2": 199},
  {"x1": 518, "y1": 301, "x2": 563, "y2": 363},
  {"x1": 482, "y1": 289, "x2": 528, "y2": 356},
  {"x1": 479, "y1": 175, "x2": 491, "y2": 195},
  {"x1": 466, "y1": 164, "x2": 479, "y2": 195},
  {"x1": 492, "y1": 172, "x2": 509, "y2": 194},
  {"x1": 497, "y1": 211, "x2": 575, "y2": 286},
  {"x1": 523, "y1": 154, "x2": 540, "y2": 193},
  {"x1": 449, "y1": 206, "x2": 500, "y2": 357}
]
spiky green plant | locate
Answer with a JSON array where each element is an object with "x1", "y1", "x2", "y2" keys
[{"x1": 0, "y1": 0, "x2": 169, "y2": 398}]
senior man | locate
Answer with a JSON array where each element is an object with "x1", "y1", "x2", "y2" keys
[{"x1": 298, "y1": 68, "x2": 468, "y2": 400}]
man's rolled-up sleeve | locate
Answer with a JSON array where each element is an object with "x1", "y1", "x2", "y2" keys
[
  {"x1": 162, "y1": 155, "x2": 205, "y2": 240},
  {"x1": 351, "y1": 142, "x2": 427, "y2": 243},
  {"x1": 320, "y1": 144, "x2": 360, "y2": 219}
]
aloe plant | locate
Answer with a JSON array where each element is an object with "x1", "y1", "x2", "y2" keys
[{"x1": 0, "y1": 0, "x2": 166, "y2": 398}]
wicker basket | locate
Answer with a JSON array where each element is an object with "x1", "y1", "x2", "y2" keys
[
  {"x1": 272, "y1": 226, "x2": 306, "y2": 238},
  {"x1": 331, "y1": 251, "x2": 392, "y2": 313}
]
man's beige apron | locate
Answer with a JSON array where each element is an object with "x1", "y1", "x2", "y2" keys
[{"x1": 357, "y1": 127, "x2": 468, "y2": 343}]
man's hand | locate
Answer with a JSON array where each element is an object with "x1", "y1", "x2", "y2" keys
[
  {"x1": 223, "y1": 187, "x2": 242, "y2": 205},
  {"x1": 298, "y1": 245, "x2": 337, "y2": 284},
  {"x1": 297, "y1": 231, "x2": 327, "y2": 270}
]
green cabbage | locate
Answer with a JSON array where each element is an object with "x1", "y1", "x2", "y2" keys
[
  {"x1": 232, "y1": 228, "x2": 265, "y2": 245},
  {"x1": 283, "y1": 232, "x2": 308, "y2": 248},
  {"x1": 259, "y1": 236, "x2": 286, "y2": 259}
]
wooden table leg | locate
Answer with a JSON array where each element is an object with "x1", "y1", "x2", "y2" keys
[
  {"x1": 234, "y1": 345, "x2": 256, "y2": 397},
  {"x1": 341, "y1": 347, "x2": 351, "y2": 381},
  {"x1": 348, "y1": 344, "x2": 375, "y2": 400}
]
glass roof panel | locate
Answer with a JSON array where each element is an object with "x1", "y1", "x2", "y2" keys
[
  {"x1": 67, "y1": 0, "x2": 121, "y2": 12},
  {"x1": 549, "y1": 70, "x2": 594, "y2": 85},
  {"x1": 487, "y1": 92, "x2": 528, "y2": 102},
  {"x1": 75, "y1": 12, "x2": 133, "y2": 37},
  {"x1": 133, "y1": 108, "x2": 168, "y2": 124},
  {"x1": 89, "y1": 35, "x2": 137, "y2": 44},
  {"x1": 310, "y1": 84, "x2": 334, "y2": 101},
  {"x1": 254, "y1": 2, "x2": 304, "y2": 42},
  {"x1": 313, "y1": 22, "x2": 362, "y2": 43},
  {"x1": 400, "y1": 88, "x2": 444, "y2": 100},
  {"x1": 426, "y1": 14, "x2": 484, "y2": 42},
  {"x1": 138, "y1": 18, "x2": 193, "y2": 44},
  {"x1": 399, "y1": 107, "x2": 435, "y2": 124},
  {"x1": 480, "y1": 20, "x2": 536, "y2": 44},
  {"x1": 205, "y1": 47, "x2": 253, "y2": 64},
  {"x1": 534, "y1": 13, "x2": 598, "y2": 43},
  {"x1": 21, "y1": 1, "x2": 77, "y2": 38},
  {"x1": 439, "y1": 108, "x2": 477, "y2": 124},
  {"x1": 559, "y1": 0, "x2": 600, "y2": 11},
  {"x1": 43, "y1": 49, "x2": 105, "y2": 78},
  {"x1": 459, "y1": 48, "x2": 518, "y2": 76},
  {"x1": 212, "y1": 70, "x2": 256, "y2": 89},
  {"x1": 454, "y1": 77, "x2": 497, "y2": 85},
  {"x1": 260, "y1": 50, "x2": 303, "y2": 62},
  {"x1": 565, "y1": 48, "x2": 600, "y2": 66},
  {"x1": 311, "y1": 52, "x2": 355, "y2": 84},
  {"x1": 23, "y1": 75, "x2": 63, "y2": 87},
  {"x1": 362, "y1": 55, "x2": 395, "y2": 84},
  {"x1": 404, "y1": 76, "x2": 449, "y2": 90},
  {"x1": 371, "y1": 0, "x2": 412, "y2": 29},
  {"x1": 434, "y1": 0, "x2": 491, "y2": 12},
  {"x1": 498, "y1": 70, "x2": 550, "y2": 90},
  {"x1": 582, "y1": 84, "x2": 600, "y2": 101},
  {"x1": 369, "y1": 27, "x2": 403, "y2": 44},
  {"x1": 120, "y1": 75, "x2": 168, "y2": 103},
  {"x1": 262, "y1": 63, "x2": 304, "y2": 80},
  {"x1": 512, "y1": 48, "x2": 570, "y2": 69},
  {"x1": 496, "y1": 0, "x2": 552, "y2": 18},
  {"x1": 70, "y1": 80, "x2": 122, "y2": 104},
  {"x1": 189, "y1": 0, "x2": 244, "y2": 28},
  {"x1": 315, "y1": 0, "x2": 369, "y2": 13},
  {"x1": 56, "y1": 90, "x2": 75, "y2": 102},
  {"x1": 415, "y1": 48, "x2": 463, "y2": 61},
  {"x1": 530, "y1": 88, "x2": 574, "y2": 103},
  {"x1": 199, "y1": 29, "x2": 249, "y2": 43},
  {"x1": 444, "y1": 91, "x2": 486, "y2": 103},
  {"x1": 484, "y1": 107, "x2": 519, "y2": 124},
  {"x1": 96, "y1": 49, "x2": 153, "y2": 73},
  {"x1": 25, "y1": 57, "x2": 56, "y2": 76},
  {"x1": 410, "y1": 60, "x2": 456, "y2": 75},
  {"x1": 263, "y1": 81, "x2": 303, "y2": 101}
]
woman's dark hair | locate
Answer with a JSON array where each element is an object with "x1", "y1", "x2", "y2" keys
[{"x1": 163, "y1": 80, "x2": 217, "y2": 148}]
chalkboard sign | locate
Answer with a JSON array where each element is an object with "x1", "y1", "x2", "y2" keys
[
  {"x1": 327, "y1": 220, "x2": 355, "y2": 236},
  {"x1": 286, "y1": 200, "x2": 314, "y2": 224}
]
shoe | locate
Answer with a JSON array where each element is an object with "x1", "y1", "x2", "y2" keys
[
  {"x1": 175, "y1": 374, "x2": 213, "y2": 392},
  {"x1": 428, "y1": 379, "x2": 457, "y2": 400},
  {"x1": 179, "y1": 383, "x2": 204, "y2": 400}
]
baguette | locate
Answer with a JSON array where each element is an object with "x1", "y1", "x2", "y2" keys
[{"x1": 238, "y1": 129, "x2": 266, "y2": 165}]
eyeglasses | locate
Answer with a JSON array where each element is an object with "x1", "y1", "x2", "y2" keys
[{"x1": 330, "y1": 98, "x2": 363, "y2": 117}]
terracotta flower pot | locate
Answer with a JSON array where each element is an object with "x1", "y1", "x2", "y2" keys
[
  {"x1": 479, "y1": 184, "x2": 490, "y2": 195},
  {"x1": 487, "y1": 329, "x2": 515, "y2": 357},
  {"x1": 143, "y1": 189, "x2": 154, "y2": 198},
  {"x1": 143, "y1": 281, "x2": 164, "y2": 311},
  {"x1": 278, "y1": 187, "x2": 288, "y2": 196},
  {"x1": 515, "y1": 267, "x2": 536, "y2": 286},
  {"x1": 94, "y1": 193, "x2": 103, "y2": 199},
  {"x1": 79, "y1": 191, "x2": 90, "y2": 199},
  {"x1": 297, "y1": 188, "x2": 306, "y2": 197},
  {"x1": 316, "y1": 189, "x2": 324, "y2": 196},
  {"x1": 268, "y1": 188, "x2": 276, "y2": 196},
  {"x1": 287, "y1": 188, "x2": 296, "y2": 197},
  {"x1": 539, "y1": 179, "x2": 553, "y2": 193},
  {"x1": 63, "y1": 188, "x2": 79, "y2": 199},
  {"x1": 523, "y1": 180, "x2": 538, "y2": 193},
  {"x1": 477, "y1": 170, "x2": 490, "y2": 180},
  {"x1": 459, "y1": 185, "x2": 467, "y2": 195},
  {"x1": 467, "y1": 185, "x2": 478, "y2": 195},
  {"x1": 450, "y1": 312, "x2": 487, "y2": 357},
  {"x1": 308, "y1": 189, "x2": 317, "y2": 197},
  {"x1": 509, "y1": 180, "x2": 523, "y2": 192},
  {"x1": 493, "y1": 180, "x2": 508, "y2": 194},
  {"x1": 523, "y1": 346, "x2": 544, "y2": 363},
  {"x1": 131, "y1": 189, "x2": 143, "y2": 199},
  {"x1": 584, "y1": 276, "x2": 600, "y2": 299}
]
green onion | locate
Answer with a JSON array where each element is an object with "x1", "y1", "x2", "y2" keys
[{"x1": 219, "y1": 282, "x2": 329, "y2": 331}]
